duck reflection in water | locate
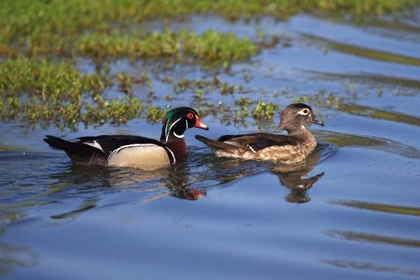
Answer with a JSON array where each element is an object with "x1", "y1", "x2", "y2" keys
[
  {"x1": 48, "y1": 161, "x2": 206, "y2": 219},
  {"x1": 267, "y1": 146, "x2": 325, "y2": 203},
  {"x1": 198, "y1": 144, "x2": 327, "y2": 203},
  {"x1": 85, "y1": 162, "x2": 207, "y2": 201}
]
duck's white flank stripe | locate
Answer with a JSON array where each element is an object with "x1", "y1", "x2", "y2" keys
[
  {"x1": 84, "y1": 140, "x2": 104, "y2": 152},
  {"x1": 110, "y1": 143, "x2": 154, "y2": 155},
  {"x1": 246, "y1": 144, "x2": 256, "y2": 153},
  {"x1": 166, "y1": 146, "x2": 176, "y2": 164}
]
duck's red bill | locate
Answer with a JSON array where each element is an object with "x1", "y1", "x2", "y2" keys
[{"x1": 195, "y1": 117, "x2": 209, "y2": 130}]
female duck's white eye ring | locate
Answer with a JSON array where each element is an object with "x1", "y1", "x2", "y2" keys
[{"x1": 298, "y1": 108, "x2": 310, "y2": 116}]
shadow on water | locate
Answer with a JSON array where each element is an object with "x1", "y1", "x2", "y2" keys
[
  {"x1": 0, "y1": 238, "x2": 40, "y2": 276},
  {"x1": 0, "y1": 213, "x2": 40, "y2": 275},
  {"x1": 316, "y1": 130, "x2": 420, "y2": 159},
  {"x1": 4, "y1": 124, "x2": 418, "y2": 219},
  {"x1": 305, "y1": 70, "x2": 420, "y2": 91},
  {"x1": 0, "y1": 142, "x2": 336, "y2": 274},
  {"x1": 301, "y1": 33, "x2": 420, "y2": 66},
  {"x1": 266, "y1": 142, "x2": 337, "y2": 203},
  {"x1": 325, "y1": 229, "x2": 420, "y2": 249},
  {"x1": 0, "y1": 149, "x2": 213, "y2": 272},
  {"x1": 322, "y1": 259, "x2": 420, "y2": 277},
  {"x1": 339, "y1": 104, "x2": 420, "y2": 127},
  {"x1": 0, "y1": 150, "x2": 207, "y2": 220},
  {"x1": 47, "y1": 160, "x2": 209, "y2": 219},
  {"x1": 330, "y1": 199, "x2": 420, "y2": 217},
  {"x1": 266, "y1": 146, "x2": 326, "y2": 203},
  {"x1": 320, "y1": 199, "x2": 420, "y2": 277},
  {"x1": 191, "y1": 142, "x2": 337, "y2": 203},
  {"x1": 0, "y1": 142, "x2": 338, "y2": 222}
]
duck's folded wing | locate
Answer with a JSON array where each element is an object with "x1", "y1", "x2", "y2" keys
[
  {"x1": 218, "y1": 133, "x2": 297, "y2": 153},
  {"x1": 74, "y1": 135, "x2": 164, "y2": 154}
]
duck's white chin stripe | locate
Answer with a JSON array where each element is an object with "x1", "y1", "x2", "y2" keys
[
  {"x1": 173, "y1": 132, "x2": 184, "y2": 138},
  {"x1": 169, "y1": 119, "x2": 187, "y2": 139}
]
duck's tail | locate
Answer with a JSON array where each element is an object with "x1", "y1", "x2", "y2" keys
[
  {"x1": 195, "y1": 135, "x2": 238, "y2": 150},
  {"x1": 44, "y1": 135, "x2": 107, "y2": 165}
]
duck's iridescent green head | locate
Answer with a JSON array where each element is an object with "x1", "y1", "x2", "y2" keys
[{"x1": 160, "y1": 107, "x2": 209, "y2": 143}]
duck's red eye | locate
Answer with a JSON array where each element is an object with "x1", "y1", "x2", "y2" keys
[{"x1": 187, "y1": 112, "x2": 194, "y2": 119}]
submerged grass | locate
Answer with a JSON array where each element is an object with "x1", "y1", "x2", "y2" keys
[
  {"x1": 77, "y1": 30, "x2": 257, "y2": 61},
  {"x1": 2, "y1": 0, "x2": 417, "y2": 56},
  {"x1": 1, "y1": 0, "x2": 417, "y2": 43},
  {"x1": 0, "y1": 0, "x2": 419, "y2": 130},
  {"x1": 0, "y1": 56, "x2": 152, "y2": 130},
  {"x1": 0, "y1": 57, "x2": 107, "y2": 100}
]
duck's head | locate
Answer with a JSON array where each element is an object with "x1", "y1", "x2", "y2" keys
[
  {"x1": 278, "y1": 103, "x2": 324, "y2": 133},
  {"x1": 160, "y1": 107, "x2": 209, "y2": 143}
]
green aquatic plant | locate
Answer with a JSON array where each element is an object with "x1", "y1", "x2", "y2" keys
[
  {"x1": 182, "y1": 30, "x2": 257, "y2": 61},
  {"x1": 292, "y1": 90, "x2": 341, "y2": 109},
  {"x1": 146, "y1": 106, "x2": 167, "y2": 124},
  {"x1": 0, "y1": 0, "x2": 418, "y2": 130},
  {"x1": 1, "y1": 1, "x2": 417, "y2": 41},
  {"x1": 76, "y1": 29, "x2": 257, "y2": 62},
  {"x1": 0, "y1": 56, "x2": 150, "y2": 130},
  {"x1": 251, "y1": 101, "x2": 279, "y2": 122},
  {"x1": 116, "y1": 72, "x2": 133, "y2": 94},
  {"x1": 2, "y1": 0, "x2": 416, "y2": 57}
]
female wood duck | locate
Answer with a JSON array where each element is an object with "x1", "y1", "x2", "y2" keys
[
  {"x1": 195, "y1": 103, "x2": 324, "y2": 164},
  {"x1": 44, "y1": 107, "x2": 209, "y2": 170}
]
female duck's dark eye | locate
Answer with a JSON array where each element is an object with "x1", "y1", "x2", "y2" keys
[{"x1": 187, "y1": 112, "x2": 194, "y2": 119}]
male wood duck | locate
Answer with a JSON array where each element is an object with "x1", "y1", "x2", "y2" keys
[
  {"x1": 44, "y1": 107, "x2": 209, "y2": 170},
  {"x1": 195, "y1": 103, "x2": 324, "y2": 164}
]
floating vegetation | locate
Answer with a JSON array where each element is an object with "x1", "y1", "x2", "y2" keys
[
  {"x1": 1, "y1": 1, "x2": 417, "y2": 44},
  {"x1": 77, "y1": 30, "x2": 257, "y2": 62},
  {"x1": 1, "y1": 0, "x2": 417, "y2": 57},
  {"x1": 0, "y1": 56, "x2": 148, "y2": 130},
  {"x1": 251, "y1": 101, "x2": 279, "y2": 122},
  {"x1": 292, "y1": 91, "x2": 341, "y2": 110},
  {"x1": 0, "y1": 56, "x2": 107, "y2": 99},
  {"x1": 0, "y1": 0, "x2": 418, "y2": 130}
]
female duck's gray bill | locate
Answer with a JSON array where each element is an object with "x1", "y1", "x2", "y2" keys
[{"x1": 311, "y1": 116, "x2": 324, "y2": 126}]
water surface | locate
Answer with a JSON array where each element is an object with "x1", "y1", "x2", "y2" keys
[{"x1": 1, "y1": 12, "x2": 420, "y2": 279}]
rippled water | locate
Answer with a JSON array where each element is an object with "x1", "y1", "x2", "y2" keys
[{"x1": 1, "y1": 12, "x2": 420, "y2": 279}]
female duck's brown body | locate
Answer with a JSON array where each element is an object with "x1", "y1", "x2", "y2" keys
[{"x1": 195, "y1": 103, "x2": 324, "y2": 164}]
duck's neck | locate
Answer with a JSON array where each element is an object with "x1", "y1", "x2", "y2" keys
[
  {"x1": 165, "y1": 139, "x2": 187, "y2": 162},
  {"x1": 289, "y1": 128, "x2": 317, "y2": 154}
]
